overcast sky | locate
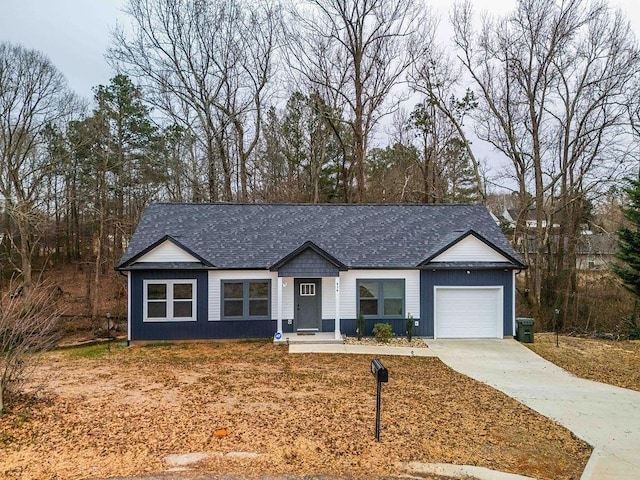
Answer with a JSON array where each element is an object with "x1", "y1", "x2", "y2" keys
[{"x1": 1, "y1": 0, "x2": 639, "y2": 100}]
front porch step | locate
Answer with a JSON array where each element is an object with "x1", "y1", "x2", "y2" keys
[{"x1": 274, "y1": 332, "x2": 344, "y2": 345}]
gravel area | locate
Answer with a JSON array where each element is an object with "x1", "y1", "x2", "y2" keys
[{"x1": 343, "y1": 336, "x2": 427, "y2": 347}]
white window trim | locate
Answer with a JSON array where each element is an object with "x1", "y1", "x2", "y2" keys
[
  {"x1": 356, "y1": 278, "x2": 405, "y2": 318},
  {"x1": 143, "y1": 279, "x2": 197, "y2": 322},
  {"x1": 220, "y1": 279, "x2": 272, "y2": 320},
  {"x1": 300, "y1": 283, "x2": 316, "y2": 296}
]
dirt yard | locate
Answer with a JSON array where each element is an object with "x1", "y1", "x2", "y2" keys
[
  {"x1": 527, "y1": 333, "x2": 640, "y2": 391},
  {"x1": 0, "y1": 341, "x2": 591, "y2": 480}
]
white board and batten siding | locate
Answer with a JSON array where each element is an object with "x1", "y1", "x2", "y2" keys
[
  {"x1": 321, "y1": 277, "x2": 337, "y2": 320},
  {"x1": 207, "y1": 271, "x2": 295, "y2": 321},
  {"x1": 433, "y1": 235, "x2": 508, "y2": 262},
  {"x1": 207, "y1": 270, "x2": 419, "y2": 321},
  {"x1": 136, "y1": 240, "x2": 199, "y2": 263},
  {"x1": 339, "y1": 270, "x2": 420, "y2": 319}
]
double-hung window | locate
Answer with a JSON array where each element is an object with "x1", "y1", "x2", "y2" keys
[
  {"x1": 222, "y1": 280, "x2": 270, "y2": 319},
  {"x1": 143, "y1": 280, "x2": 196, "y2": 322},
  {"x1": 357, "y1": 279, "x2": 405, "y2": 318}
]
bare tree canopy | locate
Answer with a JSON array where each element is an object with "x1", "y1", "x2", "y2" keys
[
  {"x1": 0, "y1": 42, "x2": 76, "y2": 298},
  {"x1": 108, "y1": 0, "x2": 280, "y2": 201},
  {"x1": 408, "y1": 24, "x2": 485, "y2": 202},
  {"x1": 451, "y1": 0, "x2": 640, "y2": 324},
  {"x1": 285, "y1": 0, "x2": 426, "y2": 202}
]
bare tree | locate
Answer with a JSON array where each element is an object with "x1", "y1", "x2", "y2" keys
[
  {"x1": 108, "y1": 0, "x2": 279, "y2": 201},
  {"x1": 451, "y1": 0, "x2": 639, "y2": 326},
  {"x1": 0, "y1": 279, "x2": 62, "y2": 413},
  {"x1": 408, "y1": 31, "x2": 485, "y2": 202},
  {"x1": 286, "y1": 0, "x2": 425, "y2": 202},
  {"x1": 0, "y1": 42, "x2": 76, "y2": 299}
]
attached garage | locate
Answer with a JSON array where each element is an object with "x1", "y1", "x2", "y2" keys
[{"x1": 434, "y1": 287, "x2": 503, "y2": 338}]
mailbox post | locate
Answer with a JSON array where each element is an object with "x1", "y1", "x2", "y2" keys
[{"x1": 371, "y1": 358, "x2": 388, "y2": 441}]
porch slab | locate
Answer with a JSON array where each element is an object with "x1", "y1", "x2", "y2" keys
[{"x1": 273, "y1": 332, "x2": 344, "y2": 345}]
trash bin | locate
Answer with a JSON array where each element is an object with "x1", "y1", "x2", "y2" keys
[{"x1": 516, "y1": 318, "x2": 535, "y2": 343}]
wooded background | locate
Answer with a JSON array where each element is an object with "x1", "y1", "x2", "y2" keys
[{"x1": 1, "y1": 0, "x2": 638, "y2": 333}]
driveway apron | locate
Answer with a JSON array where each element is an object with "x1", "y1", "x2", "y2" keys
[{"x1": 425, "y1": 339, "x2": 640, "y2": 480}]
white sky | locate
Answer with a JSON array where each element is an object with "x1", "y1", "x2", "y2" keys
[{"x1": 1, "y1": 0, "x2": 638, "y2": 100}]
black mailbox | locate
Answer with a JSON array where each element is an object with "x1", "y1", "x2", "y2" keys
[{"x1": 371, "y1": 358, "x2": 388, "y2": 383}]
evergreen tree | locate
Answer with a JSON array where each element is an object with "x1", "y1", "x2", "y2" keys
[{"x1": 612, "y1": 177, "x2": 640, "y2": 298}]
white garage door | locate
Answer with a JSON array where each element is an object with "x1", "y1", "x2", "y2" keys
[{"x1": 435, "y1": 287, "x2": 502, "y2": 338}]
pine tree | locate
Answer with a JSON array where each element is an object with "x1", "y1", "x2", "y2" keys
[{"x1": 612, "y1": 178, "x2": 640, "y2": 298}]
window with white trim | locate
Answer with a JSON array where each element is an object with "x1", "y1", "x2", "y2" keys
[
  {"x1": 222, "y1": 280, "x2": 271, "y2": 319},
  {"x1": 357, "y1": 279, "x2": 405, "y2": 318},
  {"x1": 143, "y1": 280, "x2": 197, "y2": 322}
]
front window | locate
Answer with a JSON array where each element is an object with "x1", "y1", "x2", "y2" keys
[
  {"x1": 144, "y1": 280, "x2": 196, "y2": 322},
  {"x1": 357, "y1": 279, "x2": 405, "y2": 318},
  {"x1": 222, "y1": 280, "x2": 271, "y2": 319}
]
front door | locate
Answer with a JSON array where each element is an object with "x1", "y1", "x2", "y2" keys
[{"x1": 295, "y1": 278, "x2": 321, "y2": 331}]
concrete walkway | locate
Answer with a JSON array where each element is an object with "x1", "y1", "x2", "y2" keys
[
  {"x1": 425, "y1": 339, "x2": 640, "y2": 480},
  {"x1": 288, "y1": 343, "x2": 434, "y2": 357}
]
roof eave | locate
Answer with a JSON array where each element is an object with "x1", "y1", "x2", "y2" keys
[
  {"x1": 115, "y1": 235, "x2": 215, "y2": 270},
  {"x1": 419, "y1": 261, "x2": 527, "y2": 270}
]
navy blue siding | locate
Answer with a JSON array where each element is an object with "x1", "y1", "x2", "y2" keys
[
  {"x1": 420, "y1": 269, "x2": 513, "y2": 337},
  {"x1": 277, "y1": 249, "x2": 340, "y2": 277},
  {"x1": 131, "y1": 270, "x2": 275, "y2": 340}
]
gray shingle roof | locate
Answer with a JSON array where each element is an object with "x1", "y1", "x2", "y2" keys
[{"x1": 117, "y1": 203, "x2": 525, "y2": 270}]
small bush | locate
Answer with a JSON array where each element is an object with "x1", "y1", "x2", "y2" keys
[
  {"x1": 373, "y1": 323, "x2": 393, "y2": 343},
  {"x1": 356, "y1": 313, "x2": 365, "y2": 340},
  {"x1": 621, "y1": 313, "x2": 640, "y2": 340},
  {"x1": 406, "y1": 315, "x2": 414, "y2": 342}
]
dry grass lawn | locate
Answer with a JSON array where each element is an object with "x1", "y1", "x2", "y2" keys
[
  {"x1": 0, "y1": 341, "x2": 591, "y2": 480},
  {"x1": 527, "y1": 333, "x2": 640, "y2": 391}
]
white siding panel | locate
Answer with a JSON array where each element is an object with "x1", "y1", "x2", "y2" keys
[
  {"x1": 433, "y1": 235, "x2": 508, "y2": 262},
  {"x1": 208, "y1": 271, "x2": 279, "y2": 321},
  {"x1": 339, "y1": 270, "x2": 420, "y2": 319},
  {"x1": 435, "y1": 287, "x2": 502, "y2": 338},
  {"x1": 322, "y1": 277, "x2": 336, "y2": 319},
  {"x1": 281, "y1": 278, "x2": 294, "y2": 320},
  {"x1": 137, "y1": 240, "x2": 199, "y2": 262}
]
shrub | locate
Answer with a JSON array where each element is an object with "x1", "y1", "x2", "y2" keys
[
  {"x1": 1, "y1": 281, "x2": 61, "y2": 413},
  {"x1": 373, "y1": 323, "x2": 393, "y2": 343},
  {"x1": 621, "y1": 312, "x2": 640, "y2": 340},
  {"x1": 356, "y1": 313, "x2": 365, "y2": 340},
  {"x1": 406, "y1": 315, "x2": 414, "y2": 342}
]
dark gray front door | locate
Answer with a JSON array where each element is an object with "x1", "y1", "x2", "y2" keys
[{"x1": 295, "y1": 278, "x2": 321, "y2": 330}]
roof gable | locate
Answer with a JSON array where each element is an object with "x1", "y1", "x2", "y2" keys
[
  {"x1": 138, "y1": 239, "x2": 199, "y2": 263},
  {"x1": 432, "y1": 234, "x2": 510, "y2": 263},
  {"x1": 419, "y1": 230, "x2": 525, "y2": 268},
  {"x1": 270, "y1": 241, "x2": 347, "y2": 277},
  {"x1": 116, "y1": 235, "x2": 213, "y2": 270}
]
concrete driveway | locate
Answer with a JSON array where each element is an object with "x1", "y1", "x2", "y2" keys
[{"x1": 425, "y1": 339, "x2": 640, "y2": 480}]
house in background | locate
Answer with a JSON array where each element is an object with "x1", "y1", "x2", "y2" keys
[
  {"x1": 576, "y1": 233, "x2": 618, "y2": 270},
  {"x1": 116, "y1": 203, "x2": 526, "y2": 342},
  {"x1": 501, "y1": 208, "x2": 561, "y2": 230}
]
